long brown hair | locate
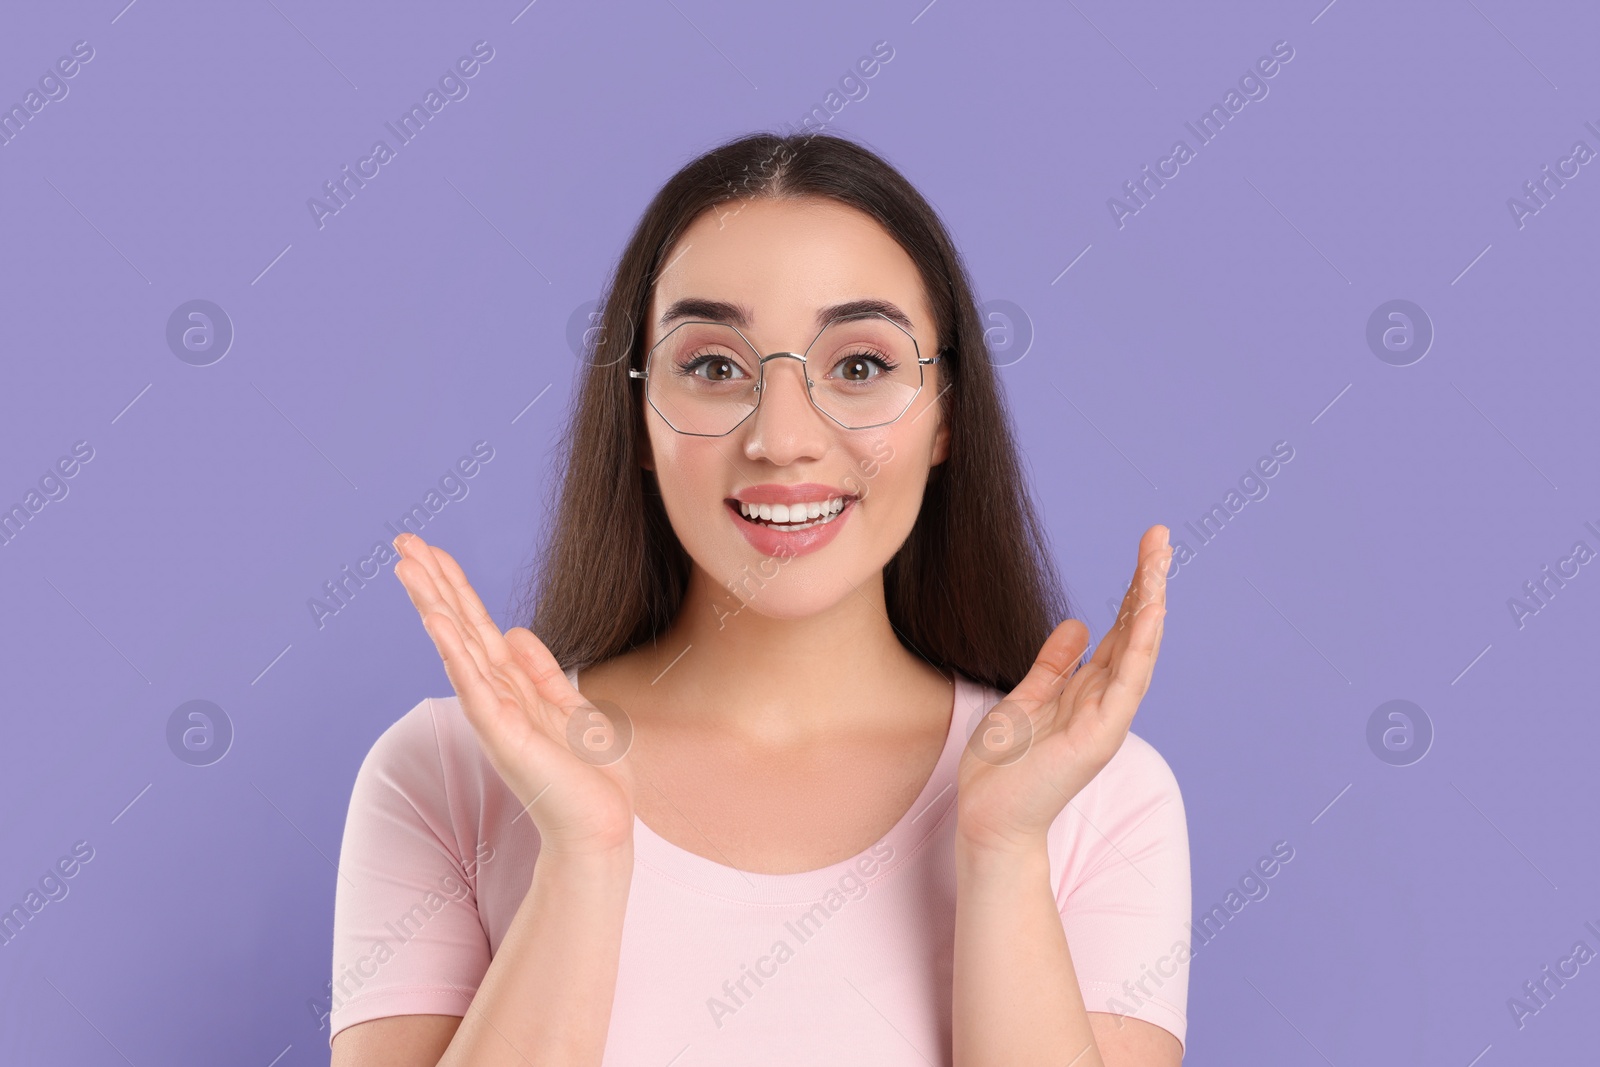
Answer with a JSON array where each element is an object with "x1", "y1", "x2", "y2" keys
[{"x1": 516, "y1": 130, "x2": 1072, "y2": 693}]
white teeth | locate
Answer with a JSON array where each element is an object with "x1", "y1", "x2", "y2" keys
[{"x1": 737, "y1": 496, "x2": 851, "y2": 529}]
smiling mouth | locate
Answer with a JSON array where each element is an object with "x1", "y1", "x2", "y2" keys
[{"x1": 731, "y1": 495, "x2": 856, "y2": 532}]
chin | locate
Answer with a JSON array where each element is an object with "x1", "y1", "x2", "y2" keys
[
  {"x1": 719, "y1": 583, "x2": 856, "y2": 623},
  {"x1": 720, "y1": 537, "x2": 907, "y2": 613}
]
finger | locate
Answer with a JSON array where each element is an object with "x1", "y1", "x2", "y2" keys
[
  {"x1": 1096, "y1": 527, "x2": 1171, "y2": 666},
  {"x1": 420, "y1": 609, "x2": 520, "y2": 739},
  {"x1": 505, "y1": 628, "x2": 582, "y2": 713},
  {"x1": 1122, "y1": 525, "x2": 1169, "y2": 617},
  {"x1": 1148, "y1": 595, "x2": 1168, "y2": 668},
  {"x1": 1011, "y1": 618, "x2": 1092, "y2": 709},
  {"x1": 392, "y1": 537, "x2": 449, "y2": 625},
  {"x1": 399, "y1": 537, "x2": 557, "y2": 722},
  {"x1": 397, "y1": 535, "x2": 498, "y2": 655},
  {"x1": 426, "y1": 542, "x2": 517, "y2": 667},
  {"x1": 1087, "y1": 556, "x2": 1165, "y2": 725},
  {"x1": 1104, "y1": 525, "x2": 1165, "y2": 627},
  {"x1": 393, "y1": 540, "x2": 495, "y2": 682},
  {"x1": 1097, "y1": 600, "x2": 1165, "y2": 728}
]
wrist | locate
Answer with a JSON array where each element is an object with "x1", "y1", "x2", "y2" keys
[
  {"x1": 533, "y1": 840, "x2": 634, "y2": 885},
  {"x1": 954, "y1": 837, "x2": 1052, "y2": 911},
  {"x1": 954, "y1": 810, "x2": 1050, "y2": 860},
  {"x1": 954, "y1": 827, "x2": 1051, "y2": 877}
]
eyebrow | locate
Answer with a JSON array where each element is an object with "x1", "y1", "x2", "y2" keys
[{"x1": 657, "y1": 297, "x2": 916, "y2": 334}]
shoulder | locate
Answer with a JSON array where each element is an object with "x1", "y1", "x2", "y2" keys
[
  {"x1": 1066, "y1": 730, "x2": 1186, "y2": 840},
  {"x1": 1090, "y1": 730, "x2": 1183, "y2": 807},
  {"x1": 348, "y1": 694, "x2": 496, "y2": 826},
  {"x1": 1052, "y1": 729, "x2": 1189, "y2": 896},
  {"x1": 356, "y1": 695, "x2": 443, "y2": 777}
]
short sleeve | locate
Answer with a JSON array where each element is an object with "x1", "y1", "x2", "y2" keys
[
  {"x1": 1053, "y1": 731, "x2": 1191, "y2": 1050},
  {"x1": 326, "y1": 698, "x2": 491, "y2": 1047}
]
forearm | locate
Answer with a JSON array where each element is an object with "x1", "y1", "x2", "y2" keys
[
  {"x1": 437, "y1": 845, "x2": 634, "y2": 1067},
  {"x1": 952, "y1": 836, "x2": 1101, "y2": 1067}
]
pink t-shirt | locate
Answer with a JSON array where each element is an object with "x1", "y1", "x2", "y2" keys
[{"x1": 328, "y1": 670, "x2": 1191, "y2": 1061}]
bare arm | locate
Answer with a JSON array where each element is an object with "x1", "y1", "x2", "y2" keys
[
  {"x1": 951, "y1": 838, "x2": 1181, "y2": 1067},
  {"x1": 953, "y1": 526, "x2": 1179, "y2": 1065},
  {"x1": 332, "y1": 846, "x2": 633, "y2": 1067},
  {"x1": 330, "y1": 532, "x2": 639, "y2": 1065}
]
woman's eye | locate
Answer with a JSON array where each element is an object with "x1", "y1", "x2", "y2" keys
[
  {"x1": 689, "y1": 356, "x2": 745, "y2": 381},
  {"x1": 836, "y1": 353, "x2": 888, "y2": 381}
]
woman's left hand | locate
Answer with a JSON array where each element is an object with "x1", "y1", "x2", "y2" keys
[{"x1": 955, "y1": 524, "x2": 1172, "y2": 857}]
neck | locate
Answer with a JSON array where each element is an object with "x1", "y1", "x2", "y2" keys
[{"x1": 635, "y1": 562, "x2": 943, "y2": 744}]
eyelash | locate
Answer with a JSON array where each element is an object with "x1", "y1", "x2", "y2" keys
[{"x1": 676, "y1": 349, "x2": 901, "y2": 378}]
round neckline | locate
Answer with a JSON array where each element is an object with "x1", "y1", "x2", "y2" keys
[{"x1": 566, "y1": 666, "x2": 979, "y2": 905}]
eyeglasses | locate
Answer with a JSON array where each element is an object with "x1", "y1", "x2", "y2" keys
[{"x1": 628, "y1": 312, "x2": 944, "y2": 437}]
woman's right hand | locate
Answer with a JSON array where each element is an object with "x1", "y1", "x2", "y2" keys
[{"x1": 391, "y1": 532, "x2": 636, "y2": 856}]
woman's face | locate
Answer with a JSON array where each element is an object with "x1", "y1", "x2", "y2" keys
[{"x1": 640, "y1": 196, "x2": 950, "y2": 620}]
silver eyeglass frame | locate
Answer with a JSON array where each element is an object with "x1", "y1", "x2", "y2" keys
[{"x1": 626, "y1": 311, "x2": 946, "y2": 437}]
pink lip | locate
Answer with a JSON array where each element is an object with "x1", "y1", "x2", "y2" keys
[{"x1": 726, "y1": 490, "x2": 857, "y2": 559}]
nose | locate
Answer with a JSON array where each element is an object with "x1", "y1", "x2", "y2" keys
[{"x1": 742, "y1": 353, "x2": 829, "y2": 463}]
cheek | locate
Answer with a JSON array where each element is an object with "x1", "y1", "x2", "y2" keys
[
  {"x1": 650, "y1": 434, "x2": 725, "y2": 516},
  {"x1": 846, "y1": 425, "x2": 925, "y2": 503}
]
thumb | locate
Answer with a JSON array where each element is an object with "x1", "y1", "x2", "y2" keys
[{"x1": 1016, "y1": 618, "x2": 1091, "y2": 705}]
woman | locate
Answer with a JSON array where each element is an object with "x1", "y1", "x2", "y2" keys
[{"x1": 328, "y1": 131, "x2": 1185, "y2": 1066}]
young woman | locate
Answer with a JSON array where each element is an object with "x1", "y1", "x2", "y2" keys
[{"x1": 328, "y1": 131, "x2": 1185, "y2": 1066}]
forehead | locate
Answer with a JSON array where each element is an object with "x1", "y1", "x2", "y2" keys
[{"x1": 647, "y1": 197, "x2": 932, "y2": 343}]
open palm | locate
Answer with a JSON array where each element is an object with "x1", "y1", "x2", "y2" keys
[
  {"x1": 391, "y1": 532, "x2": 637, "y2": 855},
  {"x1": 955, "y1": 525, "x2": 1172, "y2": 855}
]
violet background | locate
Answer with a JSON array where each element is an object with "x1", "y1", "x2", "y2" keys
[{"x1": 2, "y1": 0, "x2": 1597, "y2": 1063}]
